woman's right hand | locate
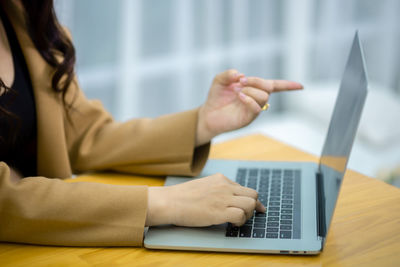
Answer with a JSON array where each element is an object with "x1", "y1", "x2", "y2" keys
[{"x1": 146, "y1": 173, "x2": 265, "y2": 227}]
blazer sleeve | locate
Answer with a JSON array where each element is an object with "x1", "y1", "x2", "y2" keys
[
  {"x1": 0, "y1": 162, "x2": 148, "y2": 246},
  {"x1": 64, "y1": 82, "x2": 210, "y2": 176}
]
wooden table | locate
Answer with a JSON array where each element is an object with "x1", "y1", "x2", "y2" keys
[{"x1": 1, "y1": 135, "x2": 399, "y2": 266}]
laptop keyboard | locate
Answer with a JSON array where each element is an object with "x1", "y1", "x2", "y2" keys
[{"x1": 225, "y1": 168, "x2": 301, "y2": 239}]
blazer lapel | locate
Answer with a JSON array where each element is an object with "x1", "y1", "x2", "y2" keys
[{"x1": 4, "y1": 1, "x2": 72, "y2": 178}]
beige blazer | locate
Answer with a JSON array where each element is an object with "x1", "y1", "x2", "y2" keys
[{"x1": 0, "y1": 1, "x2": 209, "y2": 246}]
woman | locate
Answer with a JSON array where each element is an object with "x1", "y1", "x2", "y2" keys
[{"x1": 0, "y1": 0, "x2": 303, "y2": 246}]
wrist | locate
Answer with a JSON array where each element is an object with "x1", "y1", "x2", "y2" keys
[
  {"x1": 196, "y1": 106, "x2": 215, "y2": 146},
  {"x1": 146, "y1": 187, "x2": 172, "y2": 226}
]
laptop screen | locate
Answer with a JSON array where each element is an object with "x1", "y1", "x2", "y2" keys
[{"x1": 317, "y1": 32, "x2": 368, "y2": 244}]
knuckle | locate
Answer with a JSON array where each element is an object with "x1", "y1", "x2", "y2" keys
[
  {"x1": 235, "y1": 209, "x2": 246, "y2": 225},
  {"x1": 228, "y1": 209, "x2": 243, "y2": 225},
  {"x1": 215, "y1": 173, "x2": 228, "y2": 182},
  {"x1": 215, "y1": 69, "x2": 237, "y2": 83},
  {"x1": 245, "y1": 197, "x2": 256, "y2": 210},
  {"x1": 252, "y1": 189, "x2": 259, "y2": 199},
  {"x1": 227, "y1": 69, "x2": 238, "y2": 76}
]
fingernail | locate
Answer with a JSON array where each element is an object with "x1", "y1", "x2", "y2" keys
[{"x1": 240, "y1": 77, "x2": 247, "y2": 85}]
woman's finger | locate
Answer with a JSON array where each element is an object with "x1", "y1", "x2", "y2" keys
[
  {"x1": 214, "y1": 69, "x2": 245, "y2": 86},
  {"x1": 240, "y1": 77, "x2": 303, "y2": 93},
  {"x1": 238, "y1": 92, "x2": 262, "y2": 114},
  {"x1": 229, "y1": 196, "x2": 257, "y2": 220},
  {"x1": 225, "y1": 207, "x2": 247, "y2": 225},
  {"x1": 233, "y1": 184, "x2": 258, "y2": 199},
  {"x1": 255, "y1": 199, "x2": 266, "y2": 213},
  {"x1": 241, "y1": 87, "x2": 270, "y2": 107}
]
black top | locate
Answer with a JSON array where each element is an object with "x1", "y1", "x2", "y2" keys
[{"x1": 0, "y1": 7, "x2": 37, "y2": 177}]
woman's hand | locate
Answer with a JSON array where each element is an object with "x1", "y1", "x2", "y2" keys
[
  {"x1": 196, "y1": 69, "x2": 303, "y2": 146},
  {"x1": 146, "y1": 173, "x2": 265, "y2": 227}
]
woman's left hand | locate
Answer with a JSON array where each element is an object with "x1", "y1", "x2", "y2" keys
[{"x1": 196, "y1": 69, "x2": 303, "y2": 146}]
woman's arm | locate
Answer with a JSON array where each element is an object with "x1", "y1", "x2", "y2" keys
[
  {"x1": 0, "y1": 162, "x2": 148, "y2": 246},
  {"x1": 63, "y1": 82, "x2": 209, "y2": 177},
  {"x1": 196, "y1": 69, "x2": 303, "y2": 146}
]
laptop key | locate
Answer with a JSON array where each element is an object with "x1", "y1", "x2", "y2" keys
[
  {"x1": 259, "y1": 186, "x2": 269, "y2": 192},
  {"x1": 266, "y1": 233, "x2": 279, "y2": 239},
  {"x1": 226, "y1": 230, "x2": 239, "y2": 237},
  {"x1": 239, "y1": 226, "x2": 252, "y2": 237},
  {"x1": 280, "y1": 231, "x2": 292, "y2": 239},
  {"x1": 269, "y1": 197, "x2": 280, "y2": 202},
  {"x1": 281, "y1": 220, "x2": 292, "y2": 225},
  {"x1": 225, "y1": 224, "x2": 239, "y2": 237},
  {"x1": 245, "y1": 219, "x2": 253, "y2": 225},
  {"x1": 254, "y1": 223, "x2": 266, "y2": 229},
  {"x1": 281, "y1": 215, "x2": 292, "y2": 220},
  {"x1": 253, "y1": 229, "x2": 265, "y2": 238},
  {"x1": 280, "y1": 225, "x2": 292, "y2": 230},
  {"x1": 267, "y1": 222, "x2": 279, "y2": 227},
  {"x1": 268, "y1": 206, "x2": 280, "y2": 211},
  {"x1": 238, "y1": 181, "x2": 246, "y2": 186},
  {"x1": 266, "y1": 228, "x2": 279, "y2": 232},
  {"x1": 249, "y1": 169, "x2": 258, "y2": 176},
  {"x1": 254, "y1": 217, "x2": 266, "y2": 223}
]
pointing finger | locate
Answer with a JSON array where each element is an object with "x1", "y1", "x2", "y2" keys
[{"x1": 240, "y1": 77, "x2": 303, "y2": 93}]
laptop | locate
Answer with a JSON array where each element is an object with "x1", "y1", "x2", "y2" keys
[{"x1": 144, "y1": 31, "x2": 368, "y2": 255}]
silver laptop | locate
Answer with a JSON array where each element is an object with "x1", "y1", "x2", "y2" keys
[{"x1": 144, "y1": 32, "x2": 368, "y2": 255}]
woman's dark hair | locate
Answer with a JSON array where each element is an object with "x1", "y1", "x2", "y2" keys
[
  {"x1": 0, "y1": 0, "x2": 76, "y2": 120},
  {"x1": 21, "y1": 0, "x2": 76, "y2": 98}
]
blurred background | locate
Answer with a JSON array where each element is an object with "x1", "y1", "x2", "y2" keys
[{"x1": 54, "y1": 0, "x2": 400, "y2": 186}]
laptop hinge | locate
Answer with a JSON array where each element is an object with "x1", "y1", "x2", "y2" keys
[{"x1": 316, "y1": 171, "x2": 327, "y2": 239}]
